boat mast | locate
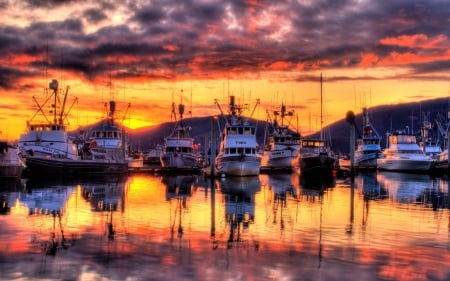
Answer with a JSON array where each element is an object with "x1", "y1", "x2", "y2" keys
[{"x1": 320, "y1": 73, "x2": 323, "y2": 140}]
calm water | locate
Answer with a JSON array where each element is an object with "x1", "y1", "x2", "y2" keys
[{"x1": 0, "y1": 171, "x2": 449, "y2": 281}]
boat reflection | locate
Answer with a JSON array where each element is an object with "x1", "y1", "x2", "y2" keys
[
  {"x1": 377, "y1": 171, "x2": 449, "y2": 208},
  {"x1": 214, "y1": 176, "x2": 261, "y2": 250},
  {"x1": 299, "y1": 172, "x2": 335, "y2": 196},
  {"x1": 355, "y1": 172, "x2": 388, "y2": 200},
  {"x1": 162, "y1": 175, "x2": 197, "y2": 241},
  {"x1": 261, "y1": 173, "x2": 299, "y2": 231},
  {"x1": 0, "y1": 179, "x2": 24, "y2": 214},
  {"x1": 21, "y1": 181, "x2": 76, "y2": 216},
  {"x1": 81, "y1": 177, "x2": 127, "y2": 240},
  {"x1": 19, "y1": 179, "x2": 77, "y2": 255}
]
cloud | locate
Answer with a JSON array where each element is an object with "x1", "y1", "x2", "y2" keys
[{"x1": 0, "y1": 0, "x2": 449, "y2": 91}]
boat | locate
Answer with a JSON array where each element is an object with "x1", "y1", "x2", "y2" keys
[
  {"x1": 214, "y1": 95, "x2": 262, "y2": 177},
  {"x1": 0, "y1": 141, "x2": 24, "y2": 179},
  {"x1": 418, "y1": 116, "x2": 442, "y2": 160},
  {"x1": 22, "y1": 85, "x2": 129, "y2": 175},
  {"x1": 299, "y1": 74, "x2": 336, "y2": 178},
  {"x1": 433, "y1": 148, "x2": 449, "y2": 171},
  {"x1": 377, "y1": 131, "x2": 433, "y2": 172},
  {"x1": 261, "y1": 104, "x2": 301, "y2": 172},
  {"x1": 160, "y1": 102, "x2": 200, "y2": 172},
  {"x1": 339, "y1": 107, "x2": 382, "y2": 170},
  {"x1": 430, "y1": 111, "x2": 450, "y2": 172},
  {"x1": 18, "y1": 79, "x2": 79, "y2": 163},
  {"x1": 143, "y1": 144, "x2": 163, "y2": 167}
]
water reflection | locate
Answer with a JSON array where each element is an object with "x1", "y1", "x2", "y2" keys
[
  {"x1": 81, "y1": 177, "x2": 127, "y2": 240},
  {"x1": 214, "y1": 176, "x2": 260, "y2": 250},
  {"x1": 377, "y1": 171, "x2": 449, "y2": 209},
  {"x1": 0, "y1": 179, "x2": 23, "y2": 214},
  {"x1": 162, "y1": 174, "x2": 197, "y2": 243},
  {"x1": 0, "y1": 172, "x2": 448, "y2": 280}
]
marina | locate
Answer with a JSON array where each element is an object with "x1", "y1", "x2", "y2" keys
[
  {"x1": 1, "y1": 2, "x2": 450, "y2": 280},
  {"x1": 0, "y1": 171, "x2": 449, "y2": 280}
]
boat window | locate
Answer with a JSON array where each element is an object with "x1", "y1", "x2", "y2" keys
[
  {"x1": 238, "y1": 127, "x2": 243, "y2": 134},
  {"x1": 245, "y1": 148, "x2": 251, "y2": 154},
  {"x1": 244, "y1": 127, "x2": 251, "y2": 135},
  {"x1": 237, "y1": 148, "x2": 243, "y2": 154},
  {"x1": 230, "y1": 148, "x2": 236, "y2": 154}
]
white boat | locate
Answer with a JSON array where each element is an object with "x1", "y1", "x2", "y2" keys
[
  {"x1": 18, "y1": 79, "x2": 78, "y2": 162},
  {"x1": 143, "y1": 144, "x2": 163, "y2": 166},
  {"x1": 377, "y1": 132, "x2": 433, "y2": 171},
  {"x1": 339, "y1": 107, "x2": 382, "y2": 170},
  {"x1": 160, "y1": 103, "x2": 200, "y2": 171},
  {"x1": 214, "y1": 96, "x2": 262, "y2": 176},
  {"x1": 261, "y1": 104, "x2": 301, "y2": 171},
  {"x1": 23, "y1": 97, "x2": 129, "y2": 175},
  {"x1": 0, "y1": 141, "x2": 24, "y2": 179}
]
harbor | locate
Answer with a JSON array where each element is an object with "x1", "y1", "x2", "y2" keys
[{"x1": 2, "y1": 2, "x2": 450, "y2": 280}]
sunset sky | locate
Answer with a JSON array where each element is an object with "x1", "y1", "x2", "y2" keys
[{"x1": 1, "y1": 0, "x2": 449, "y2": 140}]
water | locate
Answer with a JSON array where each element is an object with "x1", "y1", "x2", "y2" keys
[{"x1": 0, "y1": 171, "x2": 449, "y2": 281}]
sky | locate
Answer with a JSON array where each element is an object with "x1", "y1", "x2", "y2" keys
[{"x1": 1, "y1": 0, "x2": 449, "y2": 140}]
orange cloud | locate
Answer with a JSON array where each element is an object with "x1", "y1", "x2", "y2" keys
[
  {"x1": 380, "y1": 33, "x2": 448, "y2": 50},
  {"x1": 266, "y1": 61, "x2": 291, "y2": 71},
  {"x1": 163, "y1": 45, "x2": 179, "y2": 52},
  {"x1": 359, "y1": 53, "x2": 379, "y2": 67},
  {"x1": 379, "y1": 49, "x2": 450, "y2": 66}
]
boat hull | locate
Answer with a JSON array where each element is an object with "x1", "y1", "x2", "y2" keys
[
  {"x1": 300, "y1": 154, "x2": 335, "y2": 178},
  {"x1": 261, "y1": 149, "x2": 298, "y2": 171},
  {"x1": 339, "y1": 153, "x2": 378, "y2": 171},
  {"x1": 25, "y1": 157, "x2": 128, "y2": 175},
  {"x1": 160, "y1": 152, "x2": 199, "y2": 171},
  {"x1": 355, "y1": 153, "x2": 379, "y2": 168},
  {"x1": 377, "y1": 158, "x2": 433, "y2": 172},
  {"x1": 216, "y1": 155, "x2": 261, "y2": 176}
]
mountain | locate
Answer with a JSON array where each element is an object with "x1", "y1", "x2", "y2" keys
[
  {"x1": 128, "y1": 116, "x2": 270, "y2": 152},
  {"x1": 323, "y1": 97, "x2": 448, "y2": 154},
  {"x1": 83, "y1": 97, "x2": 449, "y2": 154}
]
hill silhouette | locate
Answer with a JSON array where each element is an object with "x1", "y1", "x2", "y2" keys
[{"x1": 81, "y1": 97, "x2": 449, "y2": 154}]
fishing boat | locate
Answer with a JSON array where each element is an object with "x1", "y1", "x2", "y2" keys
[
  {"x1": 418, "y1": 116, "x2": 442, "y2": 160},
  {"x1": 143, "y1": 144, "x2": 163, "y2": 167},
  {"x1": 261, "y1": 104, "x2": 301, "y2": 172},
  {"x1": 214, "y1": 96, "x2": 262, "y2": 177},
  {"x1": 433, "y1": 149, "x2": 449, "y2": 171},
  {"x1": 339, "y1": 107, "x2": 382, "y2": 170},
  {"x1": 299, "y1": 138, "x2": 336, "y2": 177},
  {"x1": 160, "y1": 102, "x2": 200, "y2": 172},
  {"x1": 377, "y1": 131, "x2": 433, "y2": 172},
  {"x1": 0, "y1": 141, "x2": 24, "y2": 179},
  {"x1": 18, "y1": 79, "x2": 79, "y2": 162},
  {"x1": 22, "y1": 83, "x2": 129, "y2": 175},
  {"x1": 299, "y1": 74, "x2": 336, "y2": 178}
]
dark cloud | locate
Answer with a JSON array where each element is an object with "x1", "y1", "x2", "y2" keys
[
  {"x1": 25, "y1": 0, "x2": 81, "y2": 8},
  {"x1": 83, "y1": 8, "x2": 108, "y2": 24},
  {"x1": 132, "y1": 6, "x2": 166, "y2": 24},
  {"x1": 1, "y1": 0, "x2": 449, "y2": 90}
]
